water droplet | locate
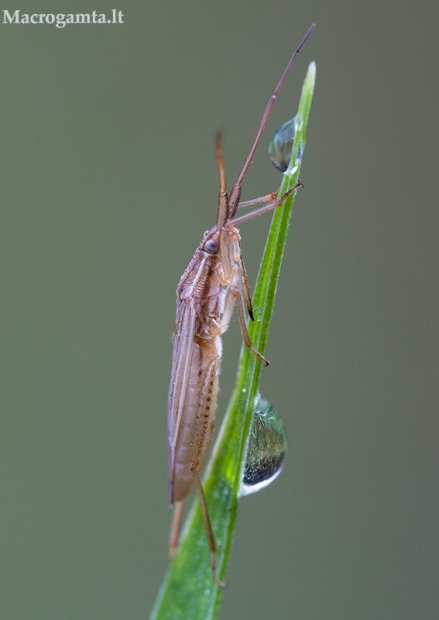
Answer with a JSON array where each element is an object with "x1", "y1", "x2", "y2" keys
[
  {"x1": 268, "y1": 117, "x2": 298, "y2": 172},
  {"x1": 240, "y1": 393, "x2": 287, "y2": 496}
]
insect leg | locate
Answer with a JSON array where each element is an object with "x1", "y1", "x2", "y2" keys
[
  {"x1": 168, "y1": 500, "x2": 184, "y2": 559},
  {"x1": 212, "y1": 268, "x2": 268, "y2": 364},
  {"x1": 232, "y1": 181, "x2": 303, "y2": 225},
  {"x1": 194, "y1": 474, "x2": 227, "y2": 589},
  {"x1": 237, "y1": 187, "x2": 279, "y2": 209},
  {"x1": 229, "y1": 285, "x2": 270, "y2": 366}
]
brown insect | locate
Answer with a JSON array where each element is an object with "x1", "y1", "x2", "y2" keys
[{"x1": 167, "y1": 24, "x2": 315, "y2": 587}]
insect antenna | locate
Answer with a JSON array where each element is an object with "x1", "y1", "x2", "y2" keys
[
  {"x1": 215, "y1": 130, "x2": 230, "y2": 230},
  {"x1": 228, "y1": 23, "x2": 315, "y2": 218}
]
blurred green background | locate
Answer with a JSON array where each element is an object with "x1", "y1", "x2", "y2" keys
[{"x1": 1, "y1": 1, "x2": 438, "y2": 618}]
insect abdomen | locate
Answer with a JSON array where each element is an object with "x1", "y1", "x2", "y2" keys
[{"x1": 170, "y1": 336, "x2": 221, "y2": 503}]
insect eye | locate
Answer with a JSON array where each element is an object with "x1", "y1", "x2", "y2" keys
[{"x1": 204, "y1": 239, "x2": 219, "y2": 253}]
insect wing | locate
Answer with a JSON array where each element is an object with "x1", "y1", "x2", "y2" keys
[{"x1": 168, "y1": 301, "x2": 197, "y2": 502}]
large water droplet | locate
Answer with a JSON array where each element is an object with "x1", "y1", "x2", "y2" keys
[
  {"x1": 268, "y1": 117, "x2": 298, "y2": 172},
  {"x1": 240, "y1": 393, "x2": 287, "y2": 496}
]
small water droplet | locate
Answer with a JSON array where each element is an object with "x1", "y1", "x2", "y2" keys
[
  {"x1": 240, "y1": 393, "x2": 287, "y2": 496},
  {"x1": 268, "y1": 117, "x2": 297, "y2": 172}
]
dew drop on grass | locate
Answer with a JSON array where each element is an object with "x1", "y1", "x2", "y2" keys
[
  {"x1": 268, "y1": 116, "x2": 299, "y2": 172},
  {"x1": 240, "y1": 393, "x2": 287, "y2": 496}
]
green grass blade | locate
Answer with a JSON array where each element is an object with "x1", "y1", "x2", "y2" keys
[{"x1": 151, "y1": 61, "x2": 316, "y2": 620}]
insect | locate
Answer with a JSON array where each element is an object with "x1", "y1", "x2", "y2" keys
[{"x1": 167, "y1": 24, "x2": 315, "y2": 587}]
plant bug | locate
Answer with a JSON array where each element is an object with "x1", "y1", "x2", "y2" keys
[{"x1": 167, "y1": 24, "x2": 315, "y2": 588}]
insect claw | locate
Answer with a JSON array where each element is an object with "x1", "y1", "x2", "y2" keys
[
  {"x1": 210, "y1": 553, "x2": 228, "y2": 589},
  {"x1": 213, "y1": 572, "x2": 228, "y2": 590}
]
